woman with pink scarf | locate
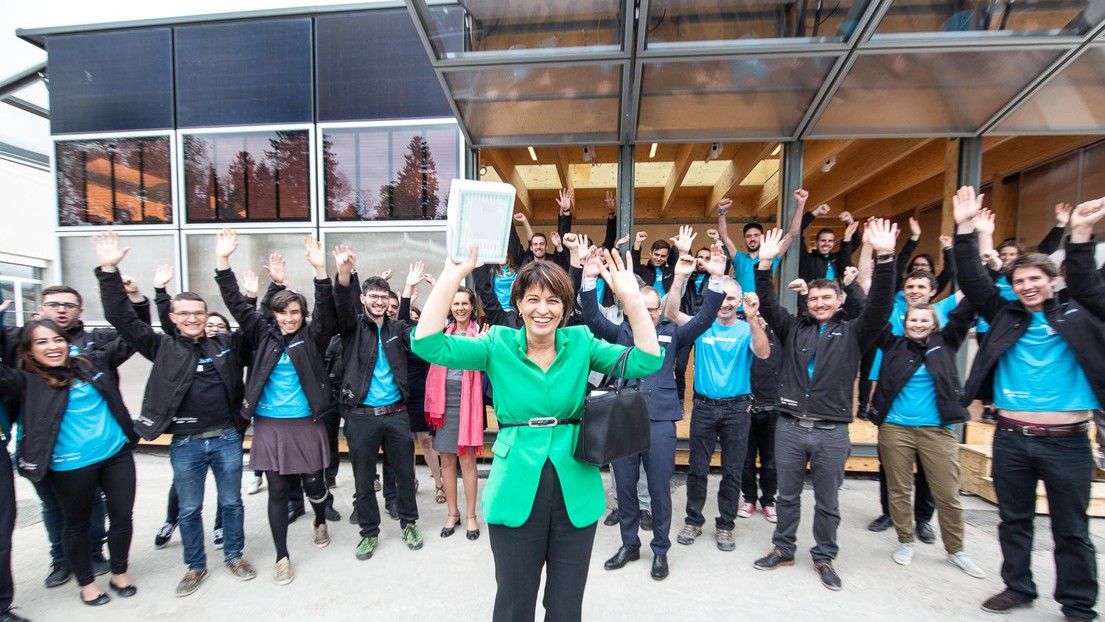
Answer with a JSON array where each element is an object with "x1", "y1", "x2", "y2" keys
[{"x1": 425, "y1": 287, "x2": 485, "y2": 540}]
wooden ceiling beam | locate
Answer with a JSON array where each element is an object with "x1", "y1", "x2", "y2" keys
[
  {"x1": 846, "y1": 140, "x2": 949, "y2": 218},
  {"x1": 554, "y1": 147, "x2": 574, "y2": 192},
  {"x1": 706, "y1": 141, "x2": 775, "y2": 216},
  {"x1": 661, "y1": 143, "x2": 703, "y2": 218},
  {"x1": 805, "y1": 139, "x2": 937, "y2": 209},
  {"x1": 483, "y1": 149, "x2": 532, "y2": 217}
]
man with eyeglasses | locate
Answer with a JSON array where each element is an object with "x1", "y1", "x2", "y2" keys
[
  {"x1": 333, "y1": 270, "x2": 423, "y2": 560},
  {"x1": 664, "y1": 245, "x2": 771, "y2": 555},
  {"x1": 94, "y1": 233, "x2": 257, "y2": 596},
  {"x1": 2, "y1": 284, "x2": 151, "y2": 591}
]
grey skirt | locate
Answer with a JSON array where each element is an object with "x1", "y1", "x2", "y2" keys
[{"x1": 249, "y1": 415, "x2": 329, "y2": 475}]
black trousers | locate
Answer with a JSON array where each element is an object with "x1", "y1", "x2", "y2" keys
[
  {"x1": 877, "y1": 446, "x2": 934, "y2": 522},
  {"x1": 48, "y1": 448, "x2": 135, "y2": 586},
  {"x1": 741, "y1": 408, "x2": 778, "y2": 506},
  {"x1": 346, "y1": 411, "x2": 418, "y2": 537},
  {"x1": 488, "y1": 460, "x2": 597, "y2": 622},
  {"x1": 992, "y1": 428, "x2": 1098, "y2": 620},
  {"x1": 1, "y1": 447, "x2": 15, "y2": 613},
  {"x1": 613, "y1": 420, "x2": 676, "y2": 555}
]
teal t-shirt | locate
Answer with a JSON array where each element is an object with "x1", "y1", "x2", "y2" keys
[
  {"x1": 652, "y1": 266, "x2": 667, "y2": 298},
  {"x1": 731, "y1": 253, "x2": 781, "y2": 302},
  {"x1": 493, "y1": 268, "x2": 516, "y2": 311},
  {"x1": 885, "y1": 364, "x2": 943, "y2": 427},
  {"x1": 257, "y1": 350, "x2": 311, "y2": 418},
  {"x1": 693, "y1": 320, "x2": 754, "y2": 398},
  {"x1": 993, "y1": 311, "x2": 1100, "y2": 412},
  {"x1": 364, "y1": 338, "x2": 402, "y2": 407},
  {"x1": 51, "y1": 378, "x2": 127, "y2": 471},
  {"x1": 870, "y1": 294, "x2": 958, "y2": 381}
]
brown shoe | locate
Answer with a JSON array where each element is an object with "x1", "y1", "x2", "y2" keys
[
  {"x1": 175, "y1": 569, "x2": 208, "y2": 597},
  {"x1": 226, "y1": 559, "x2": 257, "y2": 581},
  {"x1": 981, "y1": 590, "x2": 1033, "y2": 613}
]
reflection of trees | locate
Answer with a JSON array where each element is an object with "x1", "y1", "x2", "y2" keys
[
  {"x1": 57, "y1": 138, "x2": 172, "y2": 226},
  {"x1": 376, "y1": 135, "x2": 441, "y2": 219},
  {"x1": 186, "y1": 131, "x2": 309, "y2": 221}
]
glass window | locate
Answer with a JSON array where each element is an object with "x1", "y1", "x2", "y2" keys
[
  {"x1": 56, "y1": 137, "x2": 173, "y2": 226},
  {"x1": 323, "y1": 125, "x2": 460, "y2": 221},
  {"x1": 59, "y1": 235, "x2": 177, "y2": 323},
  {"x1": 1019, "y1": 152, "x2": 1080, "y2": 244},
  {"x1": 321, "y1": 230, "x2": 447, "y2": 303},
  {"x1": 315, "y1": 10, "x2": 453, "y2": 122},
  {"x1": 811, "y1": 49, "x2": 1061, "y2": 135},
  {"x1": 46, "y1": 29, "x2": 174, "y2": 135},
  {"x1": 0, "y1": 263, "x2": 40, "y2": 280},
  {"x1": 1079, "y1": 141, "x2": 1105, "y2": 236},
  {"x1": 183, "y1": 130, "x2": 311, "y2": 223},
  {"x1": 185, "y1": 232, "x2": 318, "y2": 320},
  {"x1": 174, "y1": 19, "x2": 313, "y2": 128},
  {"x1": 646, "y1": 0, "x2": 870, "y2": 47},
  {"x1": 874, "y1": 0, "x2": 1097, "y2": 39},
  {"x1": 0, "y1": 282, "x2": 14, "y2": 327},
  {"x1": 20, "y1": 282, "x2": 40, "y2": 327},
  {"x1": 996, "y1": 47, "x2": 1105, "y2": 133}
]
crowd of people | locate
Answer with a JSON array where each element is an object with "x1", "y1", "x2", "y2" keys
[{"x1": 0, "y1": 186, "x2": 1103, "y2": 622}]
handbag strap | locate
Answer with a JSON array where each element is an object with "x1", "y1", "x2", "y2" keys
[{"x1": 607, "y1": 348, "x2": 641, "y2": 393}]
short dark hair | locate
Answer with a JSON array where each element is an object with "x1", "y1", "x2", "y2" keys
[
  {"x1": 903, "y1": 270, "x2": 938, "y2": 292},
  {"x1": 171, "y1": 292, "x2": 207, "y2": 312},
  {"x1": 695, "y1": 246, "x2": 712, "y2": 256},
  {"x1": 908, "y1": 253, "x2": 937, "y2": 272},
  {"x1": 42, "y1": 285, "x2": 82, "y2": 306},
  {"x1": 650, "y1": 240, "x2": 670, "y2": 253},
  {"x1": 530, "y1": 232, "x2": 548, "y2": 244},
  {"x1": 206, "y1": 311, "x2": 230, "y2": 326},
  {"x1": 816, "y1": 227, "x2": 835, "y2": 239},
  {"x1": 361, "y1": 276, "x2": 392, "y2": 295},
  {"x1": 510, "y1": 260, "x2": 575, "y2": 327},
  {"x1": 743, "y1": 222, "x2": 764, "y2": 235},
  {"x1": 997, "y1": 240, "x2": 1024, "y2": 255},
  {"x1": 807, "y1": 278, "x2": 842, "y2": 296},
  {"x1": 270, "y1": 290, "x2": 309, "y2": 317},
  {"x1": 1005, "y1": 253, "x2": 1058, "y2": 281},
  {"x1": 388, "y1": 291, "x2": 399, "y2": 302}
]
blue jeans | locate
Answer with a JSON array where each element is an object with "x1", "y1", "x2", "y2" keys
[
  {"x1": 685, "y1": 396, "x2": 752, "y2": 530},
  {"x1": 169, "y1": 430, "x2": 245, "y2": 570},
  {"x1": 30, "y1": 477, "x2": 106, "y2": 563}
]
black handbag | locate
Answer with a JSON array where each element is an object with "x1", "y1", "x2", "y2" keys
[{"x1": 573, "y1": 349, "x2": 652, "y2": 467}]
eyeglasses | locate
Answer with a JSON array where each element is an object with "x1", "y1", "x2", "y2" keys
[
  {"x1": 646, "y1": 307, "x2": 662, "y2": 314},
  {"x1": 364, "y1": 294, "x2": 390, "y2": 302},
  {"x1": 205, "y1": 322, "x2": 229, "y2": 330},
  {"x1": 42, "y1": 302, "x2": 79, "y2": 311},
  {"x1": 172, "y1": 311, "x2": 207, "y2": 319}
]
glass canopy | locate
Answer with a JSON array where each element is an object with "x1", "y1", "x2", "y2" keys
[
  {"x1": 643, "y1": 0, "x2": 873, "y2": 48},
  {"x1": 996, "y1": 46, "x2": 1105, "y2": 133},
  {"x1": 872, "y1": 0, "x2": 1101, "y2": 40}
]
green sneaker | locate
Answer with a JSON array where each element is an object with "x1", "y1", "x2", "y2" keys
[
  {"x1": 402, "y1": 523, "x2": 424, "y2": 551},
  {"x1": 355, "y1": 536, "x2": 378, "y2": 561}
]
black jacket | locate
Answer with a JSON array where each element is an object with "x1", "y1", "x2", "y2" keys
[
  {"x1": 955, "y1": 232, "x2": 1105, "y2": 407},
  {"x1": 868, "y1": 298, "x2": 976, "y2": 426},
  {"x1": 1, "y1": 343, "x2": 136, "y2": 482},
  {"x1": 751, "y1": 322, "x2": 782, "y2": 407},
  {"x1": 1, "y1": 300, "x2": 150, "y2": 367},
  {"x1": 216, "y1": 269, "x2": 338, "y2": 422},
  {"x1": 631, "y1": 247, "x2": 679, "y2": 295},
  {"x1": 798, "y1": 212, "x2": 854, "y2": 283},
  {"x1": 333, "y1": 276, "x2": 415, "y2": 409},
  {"x1": 755, "y1": 257, "x2": 896, "y2": 422},
  {"x1": 98, "y1": 268, "x2": 246, "y2": 440},
  {"x1": 510, "y1": 212, "x2": 572, "y2": 271}
]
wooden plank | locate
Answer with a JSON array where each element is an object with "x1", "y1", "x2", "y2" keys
[
  {"x1": 846, "y1": 140, "x2": 949, "y2": 218},
  {"x1": 758, "y1": 139, "x2": 854, "y2": 209},
  {"x1": 661, "y1": 143, "x2": 701, "y2": 217},
  {"x1": 707, "y1": 142, "x2": 775, "y2": 215},
  {"x1": 554, "y1": 147, "x2": 573, "y2": 192},
  {"x1": 805, "y1": 139, "x2": 935, "y2": 209}
]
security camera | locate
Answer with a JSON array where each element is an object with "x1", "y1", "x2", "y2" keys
[
  {"x1": 820, "y1": 156, "x2": 836, "y2": 173},
  {"x1": 582, "y1": 146, "x2": 594, "y2": 162},
  {"x1": 708, "y1": 143, "x2": 722, "y2": 160}
]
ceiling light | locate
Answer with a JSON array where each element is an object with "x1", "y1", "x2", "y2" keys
[
  {"x1": 527, "y1": 146, "x2": 538, "y2": 162},
  {"x1": 479, "y1": 166, "x2": 487, "y2": 176},
  {"x1": 649, "y1": 143, "x2": 658, "y2": 159},
  {"x1": 771, "y1": 144, "x2": 782, "y2": 156}
]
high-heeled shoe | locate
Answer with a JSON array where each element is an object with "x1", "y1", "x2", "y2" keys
[
  {"x1": 466, "y1": 515, "x2": 480, "y2": 541},
  {"x1": 441, "y1": 513, "x2": 460, "y2": 538}
]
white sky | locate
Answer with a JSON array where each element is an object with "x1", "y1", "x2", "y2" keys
[{"x1": 1, "y1": 1, "x2": 387, "y2": 152}]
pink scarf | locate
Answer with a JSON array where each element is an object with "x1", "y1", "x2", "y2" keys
[{"x1": 424, "y1": 321, "x2": 484, "y2": 456}]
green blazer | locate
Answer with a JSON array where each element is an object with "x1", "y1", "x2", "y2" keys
[{"x1": 411, "y1": 324, "x2": 663, "y2": 528}]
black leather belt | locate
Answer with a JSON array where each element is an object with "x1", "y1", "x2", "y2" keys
[
  {"x1": 499, "y1": 417, "x2": 580, "y2": 429},
  {"x1": 780, "y1": 413, "x2": 843, "y2": 428},
  {"x1": 693, "y1": 392, "x2": 753, "y2": 406},
  {"x1": 173, "y1": 426, "x2": 235, "y2": 440},
  {"x1": 347, "y1": 403, "x2": 408, "y2": 416},
  {"x1": 997, "y1": 418, "x2": 1089, "y2": 438}
]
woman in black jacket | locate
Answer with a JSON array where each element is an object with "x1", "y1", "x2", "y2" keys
[
  {"x1": 868, "y1": 300, "x2": 984, "y2": 578},
  {"x1": 213, "y1": 229, "x2": 344, "y2": 586},
  {"x1": 0, "y1": 320, "x2": 138, "y2": 606}
]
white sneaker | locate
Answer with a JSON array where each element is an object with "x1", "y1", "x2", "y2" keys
[
  {"x1": 247, "y1": 476, "x2": 263, "y2": 495},
  {"x1": 947, "y1": 551, "x2": 986, "y2": 579},
  {"x1": 892, "y1": 543, "x2": 915, "y2": 566}
]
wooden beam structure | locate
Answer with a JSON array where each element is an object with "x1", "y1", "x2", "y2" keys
[
  {"x1": 554, "y1": 147, "x2": 573, "y2": 192},
  {"x1": 806, "y1": 139, "x2": 936, "y2": 209},
  {"x1": 483, "y1": 149, "x2": 532, "y2": 217},
  {"x1": 707, "y1": 141, "x2": 775, "y2": 216},
  {"x1": 661, "y1": 143, "x2": 703, "y2": 217}
]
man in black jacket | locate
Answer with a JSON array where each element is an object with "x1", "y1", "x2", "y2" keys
[
  {"x1": 952, "y1": 187, "x2": 1103, "y2": 621},
  {"x1": 751, "y1": 219, "x2": 899, "y2": 591},
  {"x1": 798, "y1": 204, "x2": 856, "y2": 283},
  {"x1": 95, "y1": 231, "x2": 257, "y2": 596},
  {"x1": 334, "y1": 268, "x2": 422, "y2": 560}
]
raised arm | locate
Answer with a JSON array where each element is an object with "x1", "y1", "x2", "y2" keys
[
  {"x1": 152, "y1": 263, "x2": 176, "y2": 336},
  {"x1": 514, "y1": 213, "x2": 535, "y2": 251},
  {"x1": 664, "y1": 254, "x2": 696, "y2": 326},
  {"x1": 715, "y1": 198, "x2": 739, "y2": 258},
  {"x1": 598, "y1": 248, "x2": 660, "y2": 357},
  {"x1": 1065, "y1": 198, "x2": 1105, "y2": 319},
  {"x1": 579, "y1": 247, "x2": 627, "y2": 345},
  {"x1": 1036, "y1": 203, "x2": 1071, "y2": 256},
  {"x1": 93, "y1": 231, "x2": 159, "y2": 360},
  {"x1": 940, "y1": 297, "x2": 978, "y2": 350},
  {"x1": 896, "y1": 217, "x2": 921, "y2": 279},
  {"x1": 776, "y1": 189, "x2": 809, "y2": 256},
  {"x1": 410, "y1": 246, "x2": 493, "y2": 370},
  {"x1": 755, "y1": 228, "x2": 795, "y2": 341},
  {"x1": 952, "y1": 187, "x2": 1008, "y2": 322},
  {"x1": 936, "y1": 236, "x2": 956, "y2": 294},
  {"x1": 853, "y1": 219, "x2": 900, "y2": 348},
  {"x1": 214, "y1": 228, "x2": 268, "y2": 343},
  {"x1": 742, "y1": 293, "x2": 771, "y2": 360},
  {"x1": 601, "y1": 191, "x2": 617, "y2": 250}
]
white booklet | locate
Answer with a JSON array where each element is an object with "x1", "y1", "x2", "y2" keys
[{"x1": 446, "y1": 179, "x2": 516, "y2": 264}]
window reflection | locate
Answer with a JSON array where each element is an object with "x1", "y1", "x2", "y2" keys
[
  {"x1": 646, "y1": 0, "x2": 868, "y2": 45},
  {"x1": 875, "y1": 0, "x2": 1098, "y2": 37},
  {"x1": 56, "y1": 137, "x2": 173, "y2": 226},
  {"x1": 323, "y1": 126, "x2": 459, "y2": 221},
  {"x1": 183, "y1": 130, "x2": 311, "y2": 222}
]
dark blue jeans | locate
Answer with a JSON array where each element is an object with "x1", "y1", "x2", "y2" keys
[
  {"x1": 613, "y1": 420, "x2": 677, "y2": 555},
  {"x1": 31, "y1": 475, "x2": 106, "y2": 563},
  {"x1": 1, "y1": 447, "x2": 15, "y2": 613},
  {"x1": 685, "y1": 396, "x2": 752, "y2": 531},
  {"x1": 992, "y1": 427, "x2": 1098, "y2": 620},
  {"x1": 169, "y1": 430, "x2": 245, "y2": 570},
  {"x1": 166, "y1": 482, "x2": 224, "y2": 531}
]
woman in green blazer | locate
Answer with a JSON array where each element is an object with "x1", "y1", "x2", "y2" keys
[{"x1": 412, "y1": 246, "x2": 662, "y2": 622}]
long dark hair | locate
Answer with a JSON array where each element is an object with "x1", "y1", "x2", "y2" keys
[
  {"x1": 448, "y1": 287, "x2": 479, "y2": 324},
  {"x1": 18, "y1": 319, "x2": 91, "y2": 388}
]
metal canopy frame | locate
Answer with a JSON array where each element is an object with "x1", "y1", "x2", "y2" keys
[{"x1": 402, "y1": 0, "x2": 1105, "y2": 147}]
